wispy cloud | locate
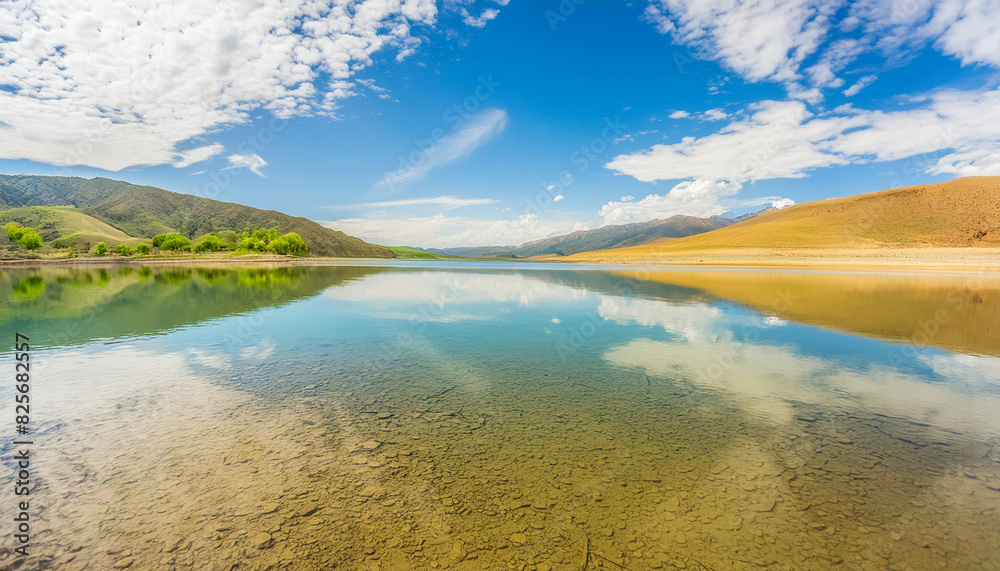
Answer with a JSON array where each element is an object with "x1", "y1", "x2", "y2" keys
[
  {"x1": 325, "y1": 195, "x2": 498, "y2": 210},
  {"x1": 173, "y1": 143, "x2": 225, "y2": 168},
  {"x1": 377, "y1": 109, "x2": 508, "y2": 188},
  {"x1": 224, "y1": 153, "x2": 268, "y2": 178}
]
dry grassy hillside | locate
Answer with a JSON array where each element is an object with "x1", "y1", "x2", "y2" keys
[{"x1": 563, "y1": 177, "x2": 1000, "y2": 265}]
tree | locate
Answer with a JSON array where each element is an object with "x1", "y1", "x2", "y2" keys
[
  {"x1": 194, "y1": 234, "x2": 226, "y2": 253},
  {"x1": 160, "y1": 235, "x2": 191, "y2": 251},
  {"x1": 136, "y1": 243, "x2": 151, "y2": 255},
  {"x1": 6, "y1": 223, "x2": 26, "y2": 242},
  {"x1": 152, "y1": 234, "x2": 168, "y2": 247},
  {"x1": 217, "y1": 230, "x2": 238, "y2": 244},
  {"x1": 94, "y1": 241, "x2": 108, "y2": 256},
  {"x1": 268, "y1": 232, "x2": 308, "y2": 255},
  {"x1": 114, "y1": 244, "x2": 134, "y2": 256},
  {"x1": 17, "y1": 230, "x2": 43, "y2": 251}
]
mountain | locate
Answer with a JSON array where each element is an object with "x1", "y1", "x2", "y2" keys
[
  {"x1": 425, "y1": 213, "x2": 758, "y2": 258},
  {"x1": 0, "y1": 175, "x2": 395, "y2": 257},
  {"x1": 561, "y1": 177, "x2": 1000, "y2": 263}
]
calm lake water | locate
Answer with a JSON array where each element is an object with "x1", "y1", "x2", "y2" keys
[{"x1": 1, "y1": 263, "x2": 999, "y2": 570}]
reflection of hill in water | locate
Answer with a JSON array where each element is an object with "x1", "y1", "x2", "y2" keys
[
  {"x1": 522, "y1": 268, "x2": 1000, "y2": 358},
  {"x1": 0, "y1": 265, "x2": 387, "y2": 347}
]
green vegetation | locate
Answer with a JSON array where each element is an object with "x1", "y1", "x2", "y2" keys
[
  {"x1": 385, "y1": 246, "x2": 460, "y2": 260},
  {"x1": 234, "y1": 229, "x2": 308, "y2": 255},
  {"x1": 194, "y1": 234, "x2": 226, "y2": 253},
  {"x1": 94, "y1": 241, "x2": 108, "y2": 256},
  {"x1": 5, "y1": 223, "x2": 43, "y2": 251},
  {"x1": 136, "y1": 243, "x2": 151, "y2": 255},
  {"x1": 113, "y1": 244, "x2": 134, "y2": 256},
  {"x1": 0, "y1": 174, "x2": 395, "y2": 257},
  {"x1": 159, "y1": 234, "x2": 191, "y2": 251}
]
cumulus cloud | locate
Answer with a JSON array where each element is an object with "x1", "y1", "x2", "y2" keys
[
  {"x1": 553, "y1": 194, "x2": 565, "y2": 202},
  {"x1": 607, "y1": 88, "x2": 1000, "y2": 184},
  {"x1": 645, "y1": 0, "x2": 1000, "y2": 99},
  {"x1": 325, "y1": 196, "x2": 498, "y2": 210},
  {"x1": 668, "y1": 110, "x2": 691, "y2": 119},
  {"x1": 598, "y1": 179, "x2": 793, "y2": 225},
  {"x1": 224, "y1": 154, "x2": 268, "y2": 178},
  {"x1": 702, "y1": 108, "x2": 728, "y2": 121},
  {"x1": 377, "y1": 109, "x2": 509, "y2": 188},
  {"x1": 324, "y1": 213, "x2": 589, "y2": 248},
  {"x1": 173, "y1": 143, "x2": 225, "y2": 168},
  {"x1": 0, "y1": 0, "x2": 449, "y2": 170}
]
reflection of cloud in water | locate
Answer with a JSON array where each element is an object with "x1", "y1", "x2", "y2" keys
[
  {"x1": 324, "y1": 272, "x2": 593, "y2": 307},
  {"x1": 240, "y1": 339, "x2": 276, "y2": 360},
  {"x1": 598, "y1": 296, "x2": 724, "y2": 343},
  {"x1": 605, "y1": 337, "x2": 1000, "y2": 436}
]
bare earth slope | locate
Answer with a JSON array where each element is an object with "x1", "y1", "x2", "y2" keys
[{"x1": 559, "y1": 177, "x2": 1000, "y2": 267}]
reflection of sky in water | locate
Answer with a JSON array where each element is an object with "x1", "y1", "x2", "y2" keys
[{"x1": 4, "y1": 267, "x2": 999, "y2": 438}]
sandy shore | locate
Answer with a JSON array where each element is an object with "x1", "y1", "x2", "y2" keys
[{"x1": 536, "y1": 247, "x2": 1000, "y2": 272}]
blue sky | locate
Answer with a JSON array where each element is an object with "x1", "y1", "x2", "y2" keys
[{"x1": 1, "y1": 1, "x2": 998, "y2": 247}]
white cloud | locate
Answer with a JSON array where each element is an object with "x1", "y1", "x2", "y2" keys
[
  {"x1": 645, "y1": 0, "x2": 1000, "y2": 100},
  {"x1": 323, "y1": 213, "x2": 589, "y2": 248},
  {"x1": 553, "y1": 194, "x2": 565, "y2": 202},
  {"x1": 173, "y1": 143, "x2": 225, "y2": 168},
  {"x1": 224, "y1": 154, "x2": 268, "y2": 178},
  {"x1": 377, "y1": 109, "x2": 508, "y2": 188},
  {"x1": 620, "y1": 195, "x2": 634, "y2": 202},
  {"x1": 843, "y1": 74, "x2": 878, "y2": 97},
  {"x1": 0, "y1": 0, "x2": 443, "y2": 170},
  {"x1": 462, "y1": 7, "x2": 500, "y2": 27},
  {"x1": 646, "y1": 0, "x2": 836, "y2": 84},
  {"x1": 668, "y1": 110, "x2": 691, "y2": 119},
  {"x1": 326, "y1": 196, "x2": 498, "y2": 210},
  {"x1": 702, "y1": 108, "x2": 728, "y2": 121},
  {"x1": 598, "y1": 178, "x2": 793, "y2": 225},
  {"x1": 607, "y1": 88, "x2": 1000, "y2": 184}
]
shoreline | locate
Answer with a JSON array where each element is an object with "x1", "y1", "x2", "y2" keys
[{"x1": 3, "y1": 247, "x2": 1000, "y2": 273}]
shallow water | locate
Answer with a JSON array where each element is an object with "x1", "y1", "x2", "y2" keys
[{"x1": 1, "y1": 264, "x2": 999, "y2": 570}]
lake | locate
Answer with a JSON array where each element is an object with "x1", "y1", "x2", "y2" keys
[{"x1": 2, "y1": 262, "x2": 999, "y2": 570}]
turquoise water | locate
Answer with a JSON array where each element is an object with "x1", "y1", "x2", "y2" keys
[{"x1": 1, "y1": 263, "x2": 999, "y2": 570}]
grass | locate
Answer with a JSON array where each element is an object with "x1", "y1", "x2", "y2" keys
[
  {"x1": 385, "y1": 246, "x2": 460, "y2": 260},
  {"x1": 1, "y1": 206, "x2": 144, "y2": 251}
]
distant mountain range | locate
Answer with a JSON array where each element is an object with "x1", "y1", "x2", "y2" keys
[
  {"x1": 0, "y1": 175, "x2": 394, "y2": 257},
  {"x1": 416, "y1": 210, "x2": 776, "y2": 258}
]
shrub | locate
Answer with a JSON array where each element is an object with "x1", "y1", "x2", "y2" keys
[
  {"x1": 217, "y1": 230, "x2": 238, "y2": 244},
  {"x1": 268, "y1": 232, "x2": 308, "y2": 255},
  {"x1": 94, "y1": 241, "x2": 108, "y2": 256},
  {"x1": 160, "y1": 235, "x2": 191, "y2": 251},
  {"x1": 136, "y1": 243, "x2": 151, "y2": 255},
  {"x1": 113, "y1": 244, "x2": 133, "y2": 256},
  {"x1": 194, "y1": 234, "x2": 226, "y2": 253},
  {"x1": 17, "y1": 231, "x2": 43, "y2": 251},
  {"x1": 151, "y1": 234, "x2": 168, "y2": 247}
]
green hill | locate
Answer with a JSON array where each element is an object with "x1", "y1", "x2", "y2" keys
[
  {"x1": 0, "y1": 175, "x2": 395, "y2": 258},
  {"x1": 0, "y1": 206, "x2": 144, "y2": 251}
]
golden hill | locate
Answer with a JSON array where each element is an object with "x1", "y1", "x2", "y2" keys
[{"x1": 560, "y1": 177, "x2": 1000, "y2": 267}]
